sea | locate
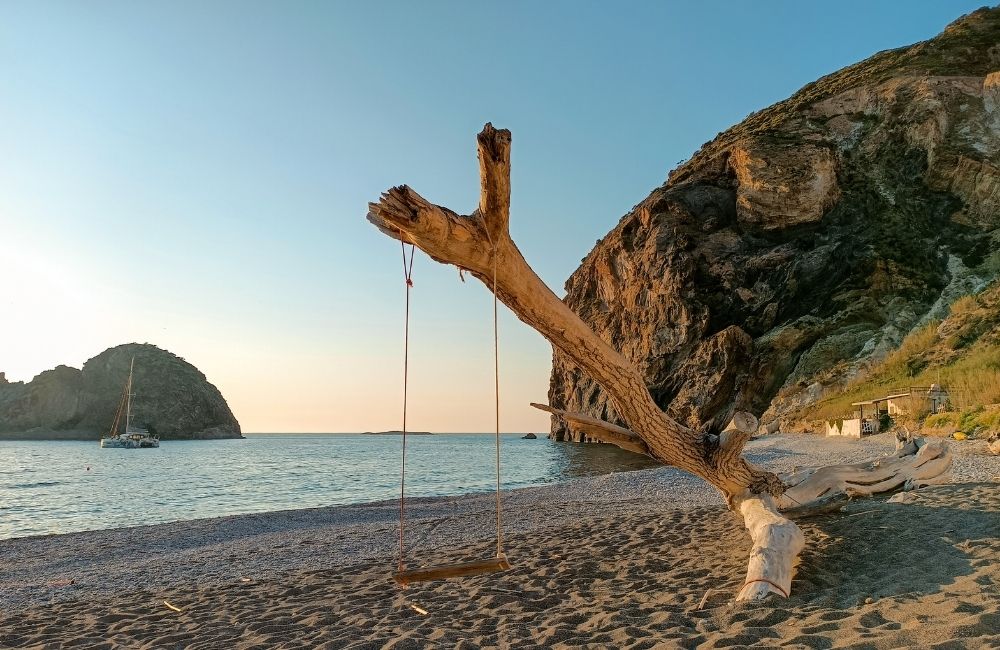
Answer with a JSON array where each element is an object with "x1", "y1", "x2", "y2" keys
[{"x1": 0, "y1": 434, "x2": 658, "y2": 540}]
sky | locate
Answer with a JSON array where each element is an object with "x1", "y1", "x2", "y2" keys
[{"x1": 0, "y1": 1, "x2": 987, "y2": 433}]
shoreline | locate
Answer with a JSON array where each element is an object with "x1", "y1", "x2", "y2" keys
[{"x1": 1, "y1": 432, "x2": 998, "y2": 647}]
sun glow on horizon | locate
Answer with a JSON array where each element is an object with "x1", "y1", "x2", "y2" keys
[
  {"x1": 0, "y1": 234, "x2": 111, "y2": 383},
  {"x1": 0, "y1": 223, "x2": 554, "y2": 433}
]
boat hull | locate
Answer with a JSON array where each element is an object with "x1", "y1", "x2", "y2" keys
[{"x1": 100, "y1": 436, "x2": 159, "y2": 449}]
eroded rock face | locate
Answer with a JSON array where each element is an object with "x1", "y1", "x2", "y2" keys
[
  {"x1": 548, "y1": 7, "x2": 1000, "y2": 440},
  {"x1": 729, "y1": 142, "x2": 840, "y2": 229},
  {"x1": 0, "y1": 343, "x2": 242, "y2": 439}
]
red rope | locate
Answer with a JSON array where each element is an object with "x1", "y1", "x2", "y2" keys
[{"x1": 740, "y1": 578, "x2": 789, "y2": 598}]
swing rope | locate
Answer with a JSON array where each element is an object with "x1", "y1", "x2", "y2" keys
[
  {"x1": 398, "y1": 240, "x2": 415, "y2": 571},
  {"x1": 396, "y1": 238, "x2": 505, "y2": 575},
  {"x1": 491, "y1": 245, "x2": 502, "y2": 558}
]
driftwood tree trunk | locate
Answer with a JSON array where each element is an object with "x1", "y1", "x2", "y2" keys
[{"x1": 367, "y1": 124, "x2": 952, "y2": 601}]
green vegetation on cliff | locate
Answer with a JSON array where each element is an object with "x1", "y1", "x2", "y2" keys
[{"x1": 802, "y1": 280, "x2": 1000, "y2": 425}]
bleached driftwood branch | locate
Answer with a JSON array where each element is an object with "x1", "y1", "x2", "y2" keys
[
  {"x1": 529, "y1": 402, "x2": 650, "y2": 455},
  {"x1": 366, "y1": 123, "x2": 951, "y2": 601}
]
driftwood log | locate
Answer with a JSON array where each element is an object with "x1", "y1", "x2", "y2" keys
[{"x1": 366, "y1": 123, "x2": 952, "y2": 601}]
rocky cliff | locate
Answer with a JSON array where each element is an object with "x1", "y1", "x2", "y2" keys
[
  {"x1": 0, "y1": 344, "x2": 242, "y2": 439},
  {"x1": 548, "y1": 7, "x2": 1000, "y2": 440}
]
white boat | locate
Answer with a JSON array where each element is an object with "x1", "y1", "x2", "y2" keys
[{"x1": 100, "y1": 357, "x2": 160, "y2": 449}]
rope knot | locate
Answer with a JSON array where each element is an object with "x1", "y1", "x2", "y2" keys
[{"x1": 406, "y1": 278, "x2": 413, "y2": 287}]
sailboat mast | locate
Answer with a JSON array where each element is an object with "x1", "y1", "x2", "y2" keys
[{"x1": 126, "y1": 356, "x2": 134, "y2": 435}]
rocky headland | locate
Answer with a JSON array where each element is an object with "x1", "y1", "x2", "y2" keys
[
  {"x1": 548, "y1": 7, "x2": 1000, "y2": 440},
  {"x1": 0, "y1": 343, "x2": 242, "y2": 440}
]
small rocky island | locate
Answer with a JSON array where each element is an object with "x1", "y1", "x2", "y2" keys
[
  {"x1": 363, "y1": 431, "x2": 433, "y2": 436},
  {"x1": 0, "y1": 343, "x2": 242, "y2": 440}
]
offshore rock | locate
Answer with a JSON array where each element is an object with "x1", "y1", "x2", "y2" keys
[
  {"x1": 548, "y1": 7, "x2": 1000, "y2": 440},
  {"x1": 0, "y1": 343, "x2": 242, "y2": 440}
]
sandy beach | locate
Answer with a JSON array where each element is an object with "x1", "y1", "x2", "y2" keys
[{"x1": 1, "y1": 433, "x2": 998, "y2": 649}]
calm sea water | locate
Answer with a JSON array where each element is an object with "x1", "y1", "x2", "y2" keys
[{"x1": 0, "y1": 434, "x2": 657, "y2": 540}]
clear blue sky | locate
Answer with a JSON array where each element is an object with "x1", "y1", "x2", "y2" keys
[{"x1": 0, "y1": 1, "x2": 986, "y2": 432}]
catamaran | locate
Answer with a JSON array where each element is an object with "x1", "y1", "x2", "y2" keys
[{"x1": 100, "y1": 357, "x2": 160, "y2": 449}]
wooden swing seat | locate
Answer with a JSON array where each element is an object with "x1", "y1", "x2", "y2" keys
[
  {"x1": 391, "y1": 244, "x2": 509, "y2": 589},
  {"x1": 393, "y1": 553, "x2": 511, "y2": 587}
]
